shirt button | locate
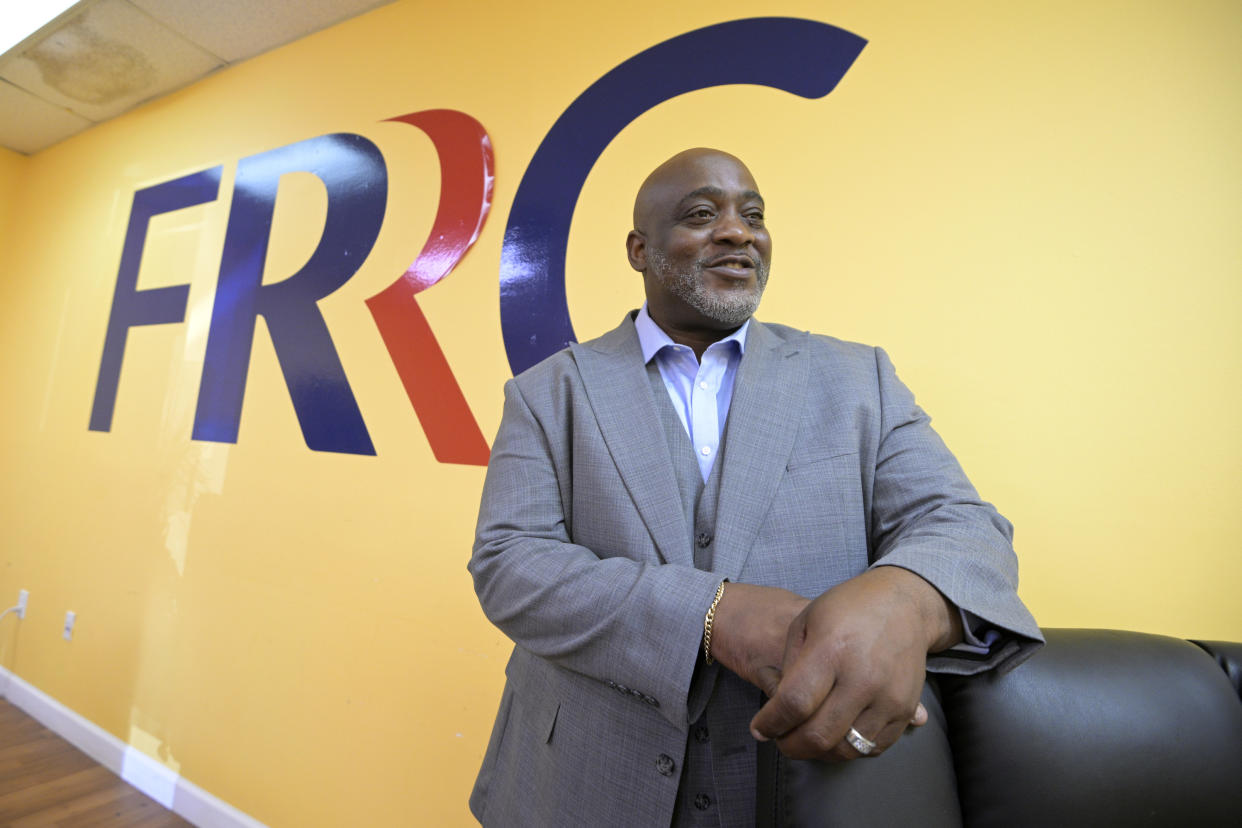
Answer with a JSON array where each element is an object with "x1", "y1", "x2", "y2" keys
[
  {"x1": 695, "y1": 532, "x2": 711, "y2": 548},
  {"x1": 694, "y1": 726, "x2": 710, "y2": 743},
  {"x1": 700, "y1": 446, "x2": 711, "y2": 456},
  {"x1": 656, "y1": 754, "x2": 676, "y2": 777},
  {"x1": 698, "y1": 380, "x2": 709, "y2": 390},
  {"x1": 694, "y1": 793, "x2": 712, "y2": 810}
]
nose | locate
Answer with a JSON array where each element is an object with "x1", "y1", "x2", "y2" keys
[{"x1": 712, "y1": 209, "x2": 754, "y2": 246}]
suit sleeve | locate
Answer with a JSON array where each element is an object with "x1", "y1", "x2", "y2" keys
[
  {"x1": 469, "y1": 376, "x2": 722, "y2": 727},
  {"x1": 865, "y1": 347, "x2": 1044, "y2": 674}
]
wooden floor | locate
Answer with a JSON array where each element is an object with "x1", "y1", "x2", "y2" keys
[{"x1": 0, "y1": 699, "x2": 192, "y2": 827}]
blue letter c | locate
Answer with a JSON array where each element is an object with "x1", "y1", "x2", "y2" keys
[{"x1": 499, "y1": 17, "x2": 867, "y2": 375}]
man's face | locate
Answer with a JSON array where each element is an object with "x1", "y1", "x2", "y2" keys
[{"x1": 628, "y1": 151, "x2": 772, "y2": 332}]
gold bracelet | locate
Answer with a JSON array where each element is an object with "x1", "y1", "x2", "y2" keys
[{"x1": 703, "y1": 581, "x2": 726, "y2": 665}]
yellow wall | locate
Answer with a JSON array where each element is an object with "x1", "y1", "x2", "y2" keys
[
  {"x1": 0, "y1": 146, "x2": 25, "y2": 248},
  {"x1": 1, "y1": 0, "x2": 1239, "y2": 824}
]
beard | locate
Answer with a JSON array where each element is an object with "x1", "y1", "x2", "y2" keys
[{"x1": 647, "y1": 248, "x2": 770, "y2": 327}]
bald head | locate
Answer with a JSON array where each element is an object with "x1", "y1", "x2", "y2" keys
[{"x1": 632, "y1": 148, "x2": 759, "y2": 232}]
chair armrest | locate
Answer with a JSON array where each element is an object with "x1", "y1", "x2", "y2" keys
[{"x1": 756, "y1": 681, "x2": 961, "y2": 827}]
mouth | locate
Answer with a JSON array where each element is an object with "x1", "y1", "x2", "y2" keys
[{"x1": 704, "y1": 254, "x2": 756, "y2": 274}]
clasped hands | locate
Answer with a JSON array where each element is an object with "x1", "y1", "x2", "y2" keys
[{"x1": 708, "y1": 567, "x2": 962, "y2": 761}]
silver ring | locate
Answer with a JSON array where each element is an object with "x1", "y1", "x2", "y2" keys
[{"x1": 845, "y1": 727, "x2": 876, "y2": 755}]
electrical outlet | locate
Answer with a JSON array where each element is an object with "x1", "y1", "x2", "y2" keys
[
  {"x1": 16, "y1": 589, "x2": 28, "y2": 620},
  {"x1": 63, "y1": 611, "x2": 75, "y2": 641}
]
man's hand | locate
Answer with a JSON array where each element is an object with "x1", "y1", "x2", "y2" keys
[
  {"x1": 708, "y1": 583, "x2": 809, "y2": 690},
  {"x1": 748, "y1": 567, "x2": 962, "y2": 761}
]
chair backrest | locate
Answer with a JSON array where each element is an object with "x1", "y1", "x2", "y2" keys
[
  {"x1": 758, "y1": 629, "x2": 1242, "y2": 827},
  {"x1": 936, "y1": 629, "x2": 1242, "y2": 827}
]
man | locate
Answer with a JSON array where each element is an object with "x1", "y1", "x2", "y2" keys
[{"x1": 468, "y1": 148, "x2": 1041, "y2": 826}]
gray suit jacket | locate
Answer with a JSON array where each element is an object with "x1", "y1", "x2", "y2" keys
[{"x1": 468, "y1": 314, "x2": 1041, "y2": 826}]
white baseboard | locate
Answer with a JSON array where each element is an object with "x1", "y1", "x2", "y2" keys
[{"x1": 0, "y1": 666, "x2": 267, "y2": 828}]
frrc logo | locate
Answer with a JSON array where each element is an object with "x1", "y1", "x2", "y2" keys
[{"x1": 88, "y1": 18, "x2": 865, "y2": 463}]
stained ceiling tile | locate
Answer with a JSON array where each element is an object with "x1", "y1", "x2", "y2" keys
[
  {"x1": 129, "y1": 0, "x2": 393, "y2": 64},
  {"x1": 0, "y1": 0, "x2": 223, "y2": 123},
  {"x1": 0, "y1": 78, "x2": 93, "y2": 154}
]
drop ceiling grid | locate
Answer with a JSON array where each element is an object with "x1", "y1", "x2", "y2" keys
[{"x1": 0, "y1": 0, "x2": 393, "y2": 155}]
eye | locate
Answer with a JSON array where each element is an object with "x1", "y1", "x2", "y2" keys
[
  {"x1": 745, "y1": 210, "x2": 765, "y2": 226},
  {"x1": 686, "y1": 207, "x2": 715, "y2": 221}
]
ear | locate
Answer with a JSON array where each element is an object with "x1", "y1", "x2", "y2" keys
[{"x1": 626, "y1": 230, "x2": 646, "y2": 273}]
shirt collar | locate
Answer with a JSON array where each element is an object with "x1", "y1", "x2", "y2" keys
[{"x1": 635, "y1": 303, "x2": 749, "y2": 364}]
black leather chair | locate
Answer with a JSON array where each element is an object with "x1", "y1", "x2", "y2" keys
[{"x1": 756, "y1": 629, "x2": 1242, "y2": 827}]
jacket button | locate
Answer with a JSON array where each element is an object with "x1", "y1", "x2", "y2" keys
[
  {"x1": 696, "y1": 532, "x2": 712, "y2": 548},
  {"x1": 694, "y1": 793, "x2": 712, "y2": 810},
  {"x1": 655, "y1": 754, "x2": 676, "y2": 776},
  {"x1": 643, "y1": 694, "x2": 660, "y2": 707},
  {"x1": 694, "y1": 726, "x2": 709, "y2": 743}
]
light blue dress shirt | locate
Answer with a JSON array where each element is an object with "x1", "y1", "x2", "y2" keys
[{"x1": 635, "y1": 303, "x2": 748, "y2": 482}]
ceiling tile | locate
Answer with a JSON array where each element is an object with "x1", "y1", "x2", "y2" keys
[
  {"x1": 129, "y1": 0, "x2": 394, "y2": 63},
  {"x1": 0, "y1": 78, "x2": 94, "y2": 154},
  {"x1": 0, "y1": 0, "x2": 224, "y2": 123}
]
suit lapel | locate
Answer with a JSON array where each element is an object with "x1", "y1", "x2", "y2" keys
[
  {"x1": 572, "y1": 316, "x2": 691, "y2": 567},
  {"x1": 714, "y1": 320, "x2": 808, "y2": 580}
]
